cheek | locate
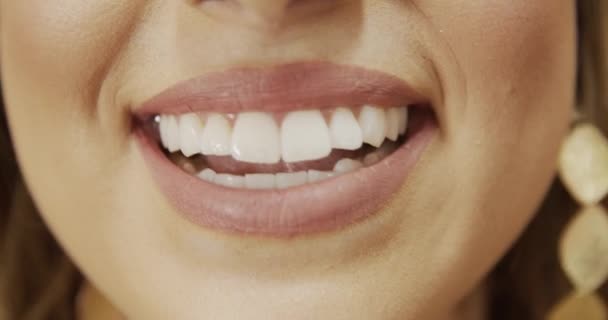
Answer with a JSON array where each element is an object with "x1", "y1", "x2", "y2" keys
[
  {"x1": 0, "y1": 2, "x2": 147, "y2": 241},
  {"x1": 418, "y1": 0, "x2": 576, "y2": 187},
  {"x1": 1, "y1": 0, "x2": 147, "y2": 179},
  {"x1": 1, "y1": 1, "x2": 145, "y2": 111},
  {"x1": 447, "y1": 0, "x2": 576, "y2": 196},
  {"x1": 410, "y1": 0, "x2": 576, "y2": 286},
  {"x1": 423, "y1": 0, "x2": 576, "y2": 131}
]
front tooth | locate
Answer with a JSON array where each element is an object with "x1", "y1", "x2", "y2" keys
[
  {"x1": 329, "y1": 107, "x2": 363, "y2": 150},
  {"x1": 214, "y1": 174, "x2": 245, "y2": 188},
  {"x1": 281, "y1": 110, "x2": 332, "y2": 162},
  {"x1": 333, "y1": 158, "x2": 363, "y2": 173},
  {"x1": 197, "y1": 168, "x2": 216, "y2": 182},
  {"x1": 276, "y1": 171, "x2": 308, "y2": 189},
  {"x1": 307, "y1": 170, "x2": 335, "y2": 182},
  {"x1": 398, "y1": 107, "x2": 408, "y2": 135},
  {"x1": 201, "y1": 113, "x2": 232, "y2": 156},
  {"x1": 358, "y1": 106, "x2": 387, "y2": 147},
  {"x1": 245, "y1": 174, "x2": 276, "y2": 190},
  {"x1": 179, "y1": 114, "x2": 204, "y2": 157},
  {"x1": 166, "y1": 115, "x2": 181, "y2": 152},
  {"x1": 232, "y1": 112, "x2": 281, "y2": 164},
  {"x1": 385, "y1": 108, "x2": 400, "y2": 141}
]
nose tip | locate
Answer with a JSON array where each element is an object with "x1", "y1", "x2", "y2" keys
[
  {"x1": 198, "y1": 0, "x2": 293, "y2": 27},
  {"x1": 236, "y1": 0, "x2": 292, "y2": 23}
]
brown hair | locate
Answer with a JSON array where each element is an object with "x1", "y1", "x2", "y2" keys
[{"x1": 0, "y1": 1, "x2": 606, "y2": 319}]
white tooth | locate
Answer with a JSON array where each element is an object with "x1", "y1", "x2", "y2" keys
[
  {"x1": 281, "y1": 110, "x2": 332, "y2": 162},
  {"x1": 333, "y1": 158, "x2": 363, "y2": 173},
  {"x1": 329, "y1": 107, "x2": 363, "y2": 150},
  {"x1": 245, "y1": 174, "x2": 276, "y2": 190},
  {"x1": 232, "y1": 112, "x2": 281, "y2": 164},
  {"x1": 276, "y1": 171, "x2": 308, "y2": 189},
  {"x1": 201, "y1": 113, "x2": 232, "y2": 156},
  {"x1": 358, "y1": 106, "x2": 387, "y2": 147},
  {"x1": 197, "y1": 168, "x2": 216, "y2": 182},
  {"x1": 385, "y1": 108, "x2": 400, "y2": 141},
  {"x1": 179, "y1": 114, "x2": 204, "y2": 157},
  {"x1": 307, "y1": 170, "x2": 335, "y2": 183},
  {"x1": 398, "y1": 107, "x2": 408, "y2": 135},
  {"x1": 159, "y1": 115, "x2": 170, "y2": 149},
  {"x1": 214, "y1": 174, "x2": 245, "y2": 188},
  {"x1": 166, "y1": 115, "x2": 181, "y2": 153},
  {"x1": 363, "y1": 152, "x2": 382, "y2": 166}
]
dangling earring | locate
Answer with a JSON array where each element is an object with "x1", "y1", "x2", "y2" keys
[{"x1": 549, "y1": 123, "x2": 608, "y2": 320}]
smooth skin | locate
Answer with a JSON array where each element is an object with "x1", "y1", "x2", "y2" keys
[{"x1": 1, "y1": 1, "x2": 575, "y2": 319}]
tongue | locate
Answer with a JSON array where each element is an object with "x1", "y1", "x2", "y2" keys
[{"x1": 203, "y1": 147, "x2": 372, "y2": 175}]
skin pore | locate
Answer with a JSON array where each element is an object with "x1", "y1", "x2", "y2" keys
[{"x1": 0, "y1": 1, "x2": 575, "y2": 319}]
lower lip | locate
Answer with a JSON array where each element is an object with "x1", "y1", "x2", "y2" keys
[{"x1": 135, "y1": 115, "x2": 437, "y2": 237}]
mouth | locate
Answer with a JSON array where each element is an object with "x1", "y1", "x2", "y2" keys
[{"x1": 133, "y1": 62, "x2": 437, "y2": 237}]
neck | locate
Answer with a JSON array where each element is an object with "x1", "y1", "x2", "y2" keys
[
  {"x1": 452, "y1": 282, "x2": 489, "y2": 320},
  {"x1": 76, "y1": 283, "x2": 124, "y2": 320},
  {"x1": 77, "y1": 281, "x2": 489, "y2": 320}
]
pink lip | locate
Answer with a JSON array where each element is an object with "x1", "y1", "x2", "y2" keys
[
  {"x1": 133, "y1": 62, "x2": 437, "y2": 237},
  {"x1": 135, "y1": 61, "x2": 428, "y2": 116}
]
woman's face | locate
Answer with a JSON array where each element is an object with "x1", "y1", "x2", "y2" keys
[{"x1": 1, "y1": 1, "x2": 575, "y2": 319}]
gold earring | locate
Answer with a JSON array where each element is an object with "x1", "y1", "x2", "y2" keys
[{"x1": 549, "y1": 123, "x2": 608, "y2": 320}]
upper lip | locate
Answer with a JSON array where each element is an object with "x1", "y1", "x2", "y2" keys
[{"x1": 133, "y1": 61, "x2": 430, "y2": 118}]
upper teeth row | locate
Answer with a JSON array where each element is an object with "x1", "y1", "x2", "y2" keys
[{"x1": 158, "y1": 105, "x2": 408, "y2": 164}]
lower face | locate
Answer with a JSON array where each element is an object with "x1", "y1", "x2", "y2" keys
[{"x1": 1, "y1": 1, "x2": 575, "y2": 319}]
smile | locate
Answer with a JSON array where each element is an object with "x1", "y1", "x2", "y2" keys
[{"x1": 134, "y1": 62, "x2": 437, "y2": 237}]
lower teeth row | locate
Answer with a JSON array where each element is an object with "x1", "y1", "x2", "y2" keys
[{"x1": 192, "y1": 145, "x2": 394, "y2": 190}]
